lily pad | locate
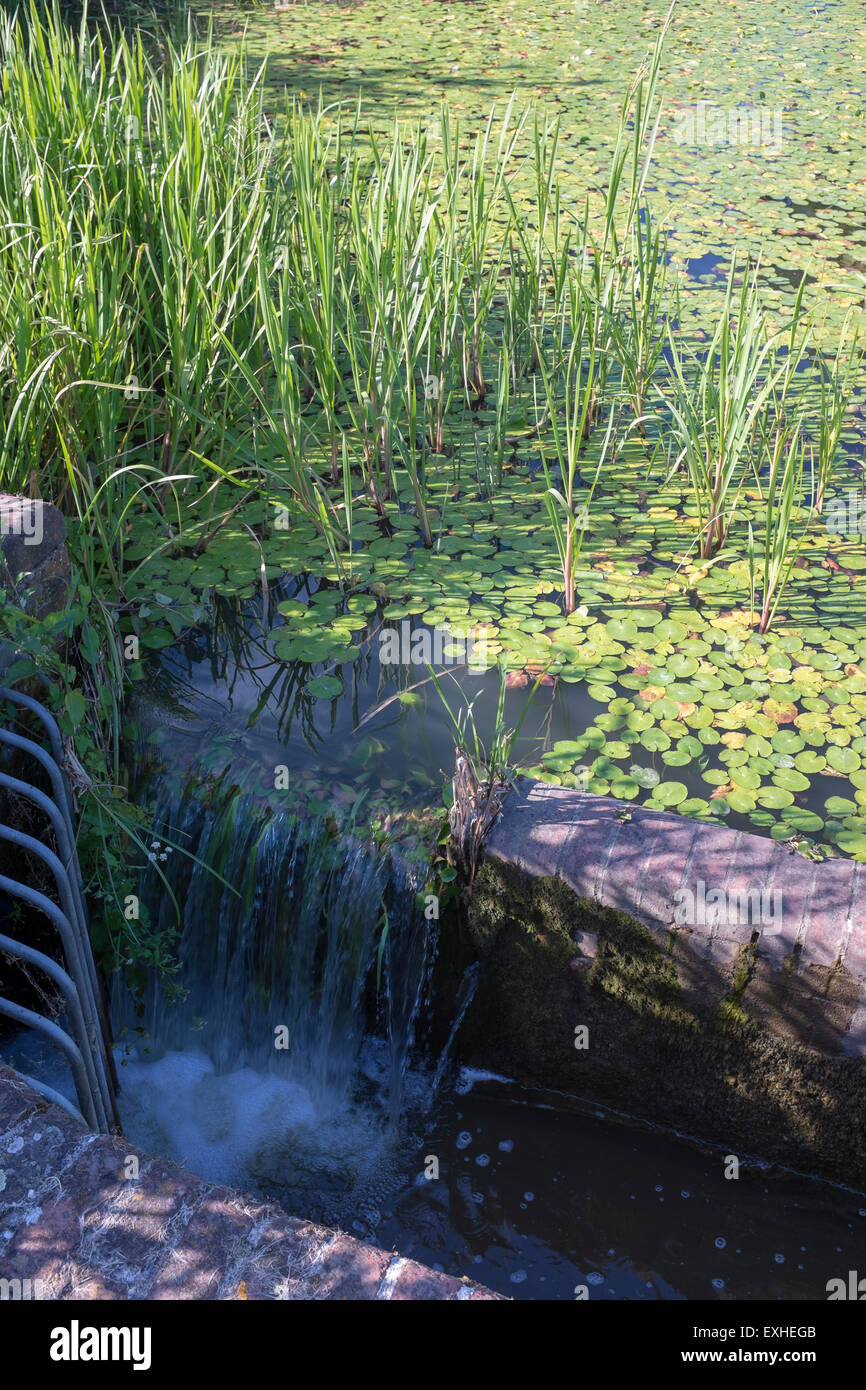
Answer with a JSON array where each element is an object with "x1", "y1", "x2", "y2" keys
[
  {"x1": 306, "y1": 675, "x2": 343, "y2": 700},
  {"x1": 653, "y1": 781, "x2": 688, "y2": 807}
]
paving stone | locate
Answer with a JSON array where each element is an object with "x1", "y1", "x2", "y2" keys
[
  {"x1": 310, "y1": 1232, "x2": 393, "y2": 1300},
  {"x1": 3, "y1": 1134, "x2": 149, "y2": 1295},
  {"x1": 559, "y1": 798, "x2": 624, "y2": 901},
  {"x1": 759, "y1": 853, "x2": 816, "y2": 964},
  {"x1": 222, "y1": 1212, "x2": 331, "y2": 1300},
  {"x1": 840, "y1": 1002, "x2": 866, "y2": 1059},
  {"x1": 625, "y1": 812, "x2": 700, "y2": 932},
  {"x1": 721, "y1": 834, "x2": 783, "y2": 948},
  {"x1": 0, "y1": 1108, "x2": 97, "y2": 1259},
  {"x1": 149, "y1": 1187, "x2": 264, "y2": 1300},
  {"x1": 389, "y1": 1258, "x2": 465, "y2": 1300},
  {"x1": 488, "y1": 783, "x2": 581, "y2": 879},
  {"x1": 0, "y1": 493, "x2": 70, "y2": 618}
]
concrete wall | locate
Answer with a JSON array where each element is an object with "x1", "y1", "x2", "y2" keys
[{"x1": 463, "y1": 781, "x2": 866, "y2": 1187}]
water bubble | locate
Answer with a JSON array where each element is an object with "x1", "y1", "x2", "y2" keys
[
  {"x1": 712, "y1": 1278, "x2": 724, "y2": 1290},
  {"x1": 475, "y1": 1153, "x2": 490, "y2": 1167},
  {"x1": 859, "y1": 1209, "x2": 866, "y2": 1218},
  {"x1": 523, "y1": 1191, "x2": 534, "y2": 1202},
  {"x1": 471, "y1": 1191, "x2": 484, "y2": 1203},
  {"x1": 586, "y1": 1271, "x2": 604, "y2": 1285},
  {"x1": 715, "y1": 1237, "x2": 726, "y2": 1249},
  {"x1": 498, "y1": 1139, "x2": 514, "y2": 1153},
  {"x1": 681, "y1": 1190, "x2": 690, "y2": 1199},
  {"x1": 654, "y1": 1184, "x2": 663, "y2": 1192},
  {"x1": 774, "y1": 1253, "x2": 785, "y2": 1264},
  {"x1": 509, "y1": 1270, "x2": 527, "y2": 1285},
  {"x1": 456, "y1": 1131, "x2": 472, "y2": 1150}
]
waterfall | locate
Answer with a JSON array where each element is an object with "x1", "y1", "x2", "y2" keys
[
  {"x1": 429, "y1": 961, "x2": 479, "y2": 1101},
  {"x1": 114, "y1": 773, "x2": 435, "y2": 1118}
]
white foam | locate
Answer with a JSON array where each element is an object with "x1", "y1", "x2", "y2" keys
[
  {"x1": 115, "y1": 1044, "x2": 411, "y2": 1228},
  {"x1": 454, "y1": 1066, "x2": 513, "y2": 1094}
]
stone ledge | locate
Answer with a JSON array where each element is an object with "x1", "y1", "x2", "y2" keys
[
  {"x1": 0, "y1": 1069, "x2": 504, "y2": 1300},
  {"x1": 487, "y1": 780, "x2": 865, "y2": 1031},
  {"x1": 464, "y1": 780, "x2": 866, "y2": 1186},
  {"x1": 0, "y1": 493, "x2": 70, "y2": 622}
]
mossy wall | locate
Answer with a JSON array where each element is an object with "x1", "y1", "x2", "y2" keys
[{"x1": 462, "y1": 857, "x2": 866, "y2": 1188}]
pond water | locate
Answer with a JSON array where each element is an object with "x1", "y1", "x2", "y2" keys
[
  {"x1": 375, "y1": 1072, "x2": 866, "y2": 1301},
  {"x1": 130, "y1": 578, "x2": 866, "y2": 864},
  {"x1": 108, "y1": 1, "x2": 866, "y2": 866},
  {"x1": 206, "y1": 0, "x2": 866, "y2": 338}
]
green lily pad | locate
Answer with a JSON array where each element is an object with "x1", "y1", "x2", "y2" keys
[
  {"x1": 773, "y1": 767, "x2": 811, "y2": 793},
  {"x1": 306, "y1": 675, "x2": 343, "y2": 700},
  {"x1": 654, "y1": 781, "x2": 688, "y2": 807},
  {"x1": 827, "y1": 746, "x2": 861, "y2": 774},
  {"x1": 641, "y1": 728, "x2": 671, "y2": 752},
  {"x1": 756, "y1": 786, "x2": 795, "y2": 809},
  {"x1": 794, "y1": 750, "x2": 826, "y2": 774},
  {"x1": 780, "y1": 808, "x2": 824, "y2": 833},
  {"x1": 610, "y1": 775, "x2": 640, "y2": 800}
]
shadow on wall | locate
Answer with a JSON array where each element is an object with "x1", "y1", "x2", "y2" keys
[{"x1": 461, "y1": 793, "x2": 866, "y2": 1189}]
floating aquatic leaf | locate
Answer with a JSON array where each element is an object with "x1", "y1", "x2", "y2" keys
[
  {"x1": 653, "y1": 781, "x2": 688, "y2": 807},
  {"x1": 306, "y1": 676, "x2": 343, "y2": 700},
  {"x1": 827, "y1": 746, "x2": 861, "y2": 774}
]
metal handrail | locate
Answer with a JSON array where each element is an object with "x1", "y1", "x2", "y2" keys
[{"x1": 0, "y1": 691, "x2": 119, "y2": 1132}]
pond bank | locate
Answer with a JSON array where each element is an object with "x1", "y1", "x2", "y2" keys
[
  {"x1": 463, "y1": 780, "x2": 866, "y2": 1188},
  {"x1": 0, "y1": 1067, "x2": 502, "y2": 1300}
]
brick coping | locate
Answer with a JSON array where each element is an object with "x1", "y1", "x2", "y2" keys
[{"x1": 484, "y1": 780, "x2": 866, "y2": 1055}]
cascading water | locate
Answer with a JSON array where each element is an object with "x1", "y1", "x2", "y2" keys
[{"x1": 113, "y1": 768, "x2": 441, "y2": 1230}]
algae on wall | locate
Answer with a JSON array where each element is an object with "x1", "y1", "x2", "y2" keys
[{"x1": 461, "y1": 856, "x2": 866, "y2": 1188}]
